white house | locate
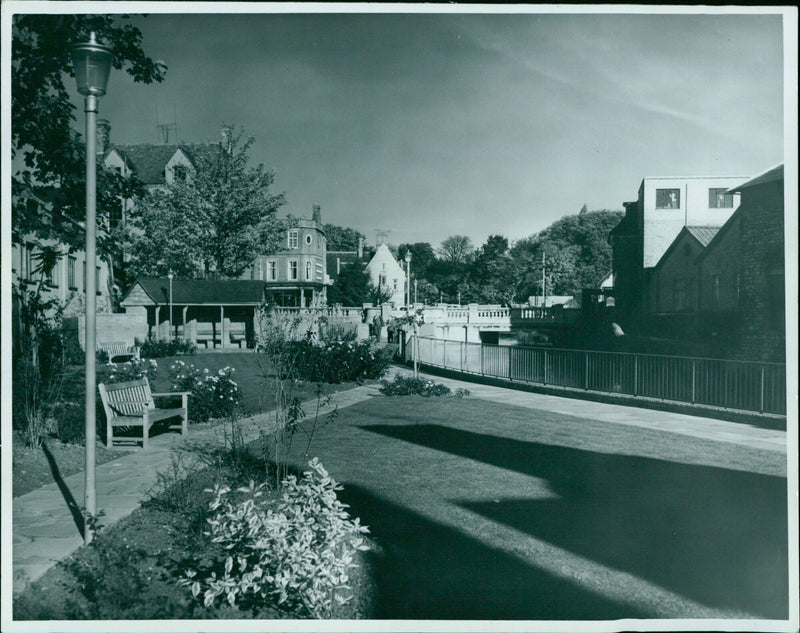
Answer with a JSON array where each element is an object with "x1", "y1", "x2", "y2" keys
[{"x1": 365, "y1": 243, "x2": 407, "y2": 306}]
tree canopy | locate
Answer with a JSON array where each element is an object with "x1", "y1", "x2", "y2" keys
[
  {"x1": 12, "y1": 15, "x2": 166, "y2": 249},
  {"x1": 324, "y1": 224, "x2": 366, "y2": 252},
  {"x1": 124, "y1": 127, "x2": 285, "y2": 279},
  {"x1": 328, "y1": 262, "x2": 390, "y2": 306},
  {"x1": 437, "y1": 235, "x2": 474, "y2": 265}
]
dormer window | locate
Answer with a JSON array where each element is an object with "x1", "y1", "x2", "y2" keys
[{"x1": 288, "y1": 230, "x2": 299, "y2": 249}]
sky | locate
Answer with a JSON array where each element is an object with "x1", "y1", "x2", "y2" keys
[{"x1": 63, "y1": 8, "x2": 786, "y2": 249}]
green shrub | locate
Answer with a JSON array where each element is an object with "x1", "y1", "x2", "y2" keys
[
  {"x1": 182, "y1": 458, "x2": 369, "y2": 618},
  {"x1": 105, "y1": 358, "x2": 159, "y2": 384},
  {"x1": 273, "y1": 339, "x2": 391, "y2": 384},
  {"x1": 140, "y1": 338, "x2": 197, "y2": 359},
  {"x1": 379, "y1": 374, "x2": 470, "y2": 397},
  {"x1": 169, "y1": 361, "x2": 242, "y2": 424}
]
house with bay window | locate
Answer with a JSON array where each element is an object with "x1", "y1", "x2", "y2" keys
[{"x1": 243, "y1": 205, "x2": 328, "y2": 307}]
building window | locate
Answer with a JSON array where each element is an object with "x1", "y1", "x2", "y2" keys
[
  {"x1": 68, "y1": 256, "x2": 77, "y2": 289},
  {"x1": 23, "y1": 243, "x2": 34, "y2": 280},
  {"x1": 109, "y1": 204, "x2": 123, "y2": 229},
  {"x1": 378, "y1": 274, "x2": 386, "y2": 287},
  {"x1": 289, "y1": 261, "x2": 298, "y2": 280},
  {"x1": 49, "y1": 259, "x2": 59, "y2": 287},
  {"x1": 674, "y1": 279, "x2": 690, "y2": 311},
  {"x1": 288, "y1": 230, "x2": 299, "y2": 249},
  {"x1": 82, "y1": 263, "x2": 101, "y2": 294},
  {"x1": 173, "y1": 165, "x2": 187, "y2": 182},
  {"x1": 656, "y1": 189, "x2": 680, "y2": 209},
  {"x1": 305, "y1": 261, "x2": 312, "y2": 281},
  {"x1": 305, "y1": 234, "x2": 313, "y2": 246},
  {"x1": 257, "y1": 261, "x2": 263, "y2": 280},
  {"x1": 734, "y1": 273, "x2": 741, "y2": 310},
  {"x1": 711, "y1": 275, "x2": 721, "y2": 311},
  {"x1": 267, "y1": 261, "x2": 276, "y2": 281},
  {"x1": 709, "y1": 188, "x2": 733, "y2": 208}
]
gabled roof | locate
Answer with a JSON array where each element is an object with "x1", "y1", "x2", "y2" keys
[
  {"x1": 108, "y1": 143, "x2": 221, "y2": 185},
  {"x1": 653, "y1": 225, "x2": 719, "y2": 269},
  {"x1": 123, "y1": 278, "x2": 266, "y2": 305},
  {"x1": 727, "y1": 164, "x2": 783, "y2": 193},
  {"x1": 684, "y1": 226, "x2": 719, "y2": 247},
  {"x1": 697, "y1": 207, "x2": 742, "y2": 263}
]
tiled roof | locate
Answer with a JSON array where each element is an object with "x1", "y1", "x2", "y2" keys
[
  {"x1": 685, "y1": 226, "x2": 720, "y2": 247},
  {"x1": 110, "y1": 143, "x2": 221, "y2": 185},
  {"x1": 728, "y1": 164, "x2": 783, "y2": 193},
  {"x1": 124, "y1": 278, "x2": 266, "y2": 305},
  {"x1": 326, "y1": 251, "x2": 363, "y2": 280}
]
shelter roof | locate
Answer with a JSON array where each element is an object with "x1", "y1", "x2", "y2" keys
[
  {"x1": 684, "y1": 226, "x2": 720, "y2": 247},
  {"x1": 123, "y1": 278, "x2": 266, "y2": 305}
]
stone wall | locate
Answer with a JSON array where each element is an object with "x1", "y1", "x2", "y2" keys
[
  {"x1": 736, "y1": 180, "x2": 785, "y2": 362},
  {"x1": 77, "y1": 312, "x2": 149, "y2": 350}
]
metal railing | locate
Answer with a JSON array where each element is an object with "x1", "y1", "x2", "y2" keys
[{"x1": 412, "y1": 337, "x2": 786, "y2": 416}]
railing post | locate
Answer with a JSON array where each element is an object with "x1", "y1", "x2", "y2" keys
[
  {"x1": 460, "y1": 341, "x2": 464, "y2": 372},
  {"x1": 543, "y1": 349, "x2": 548, "y2": 386},
  {"x1": 481, "y1": 343, "x2": 484, "y2": 376},
  {"x1": 691, "y1": 360, "x2": 696, "y2": 404},
  {"x1": 585, "y1": 352, "x2": 589, "y2": 391},
  {"x1": 760, "y1": 365, "x2": 765, "y2": 413},
  {"x1": 633, "y1": 354, "x2": 638, "y2": 397}
]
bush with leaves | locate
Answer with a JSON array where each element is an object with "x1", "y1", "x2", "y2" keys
[
  {"x1": 182, "y1": 458, "x2": 369, "y2": 618},
  {"x1": 104, "y1": 358, "x2": 159, "y2": 384},
  {"x1": 379, "y1": 374, "x2": 470, "y2": 397},
  {"x1": 169, "y1": 361, "x2": 241, "y2": 424},
  {"x1": 140, "y1": 338, "x2": 197, "y2": 359},
  {"x1": 280, "y1": 339, "x2": 392, "y2": 384}
]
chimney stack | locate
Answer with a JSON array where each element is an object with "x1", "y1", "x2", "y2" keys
[
  {"x1": 97, "y1": 119, "x2": 111, "y2": 155},
  {"x1": 312, "y1": 204, "x2": 321, "y2": 224},
  {"x1": 221, "y1": 124, "x2": 233, "y2": 152},
  {"x1": 358, "y1": 236, "x2": 364, "y2": 259}
]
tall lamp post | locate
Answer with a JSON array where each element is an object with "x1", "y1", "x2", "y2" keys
[
  {"x1": 168, "y1": 272, "x2": 174, "y2": 341},
  {"x1": 404, "y1": 251, "x2": 412, "y2": 307},
  {"x1": 71, "y1": 32, "x2": 113, "y2": 545}
]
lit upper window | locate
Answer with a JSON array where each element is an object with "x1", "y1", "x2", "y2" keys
[
  {"x1": 656, "y1": 189, "x2": 680, "y2": 209},
  {"x1": 708, "y1": 188, "x2": 733, "y2": 208}
]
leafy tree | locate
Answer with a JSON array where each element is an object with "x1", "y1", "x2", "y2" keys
[
  {"x1": 437, "y1": 235, "x2": 474, "y2": 265},
  {"x1": 412, "y1": 279, "x2": 440, "y2": 305},
  {"x1": 469, "y1": 235, "x2": 515, "y2": 304},
  {"x1": 12, "y1": 14, "x2": 166, "y2": 302},
  {"x1": 509, "y1": 208, "x2": 622, "y2": 299},
  {"x1": 324, "y1": 224, "x2": 366, "y2": 252},
  {"x1": 12, "y1": 15, "x2": 165, "y2": 246},
  {"x1": 125, "y1": 127, "x2": 285, "y2": 278},
  {"x1": 327, "y1": 263, "x2": 390, "y2": 306},
  {"x1": 397, "y1": 242, "x2": 436, "y2": 278}
]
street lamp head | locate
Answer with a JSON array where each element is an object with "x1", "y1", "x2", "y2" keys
[
  {"x1": 405, "y1": 251, "x2": 412, "y2": 264},
  {"x1": 167, "y1": 272, "x2": 174, "y2": 280},
  {"x1": 71, "y1": 32, "x2": 113, "y2": 97}
]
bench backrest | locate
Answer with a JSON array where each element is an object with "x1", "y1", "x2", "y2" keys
[
  {"x1": 99, "y1": 342, "x2": 132, "y2": 353},
  {"x1": 98, "y1": 377, "x2": 155, "y2": 419}
]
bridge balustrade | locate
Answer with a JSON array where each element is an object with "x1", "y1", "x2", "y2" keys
[{"x1": 410, "y1": 336, "x2": 786, "y2": 416}]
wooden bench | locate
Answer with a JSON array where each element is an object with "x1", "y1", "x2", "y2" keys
[
  {"x1": 98, "y1": 342, "x2": 140, "y2": 363},
  {"x1": 98, "y1": 377, "x2": 190, "y2": 449}
]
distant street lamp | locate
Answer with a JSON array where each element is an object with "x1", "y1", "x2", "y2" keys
[
  {"x1": 414, "y1": 279, "x2": 418, "y2": 306},
  {"x1": 168, "y1": 272, "x2": 174, "y2": 341},
  {"x1": 404, "y1": 251, "x2": 412, "y2": 307},
  {"x1": 71, "y1": 32, "x2": 113, "y2": 545}
]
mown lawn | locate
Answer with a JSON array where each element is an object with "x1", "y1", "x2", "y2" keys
[{"x1": 278, "y1": 394, "x2": 788, "y2": 620}]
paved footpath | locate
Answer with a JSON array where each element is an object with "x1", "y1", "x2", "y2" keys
[{"x1": 12, "y1": 366, "x2": 786, "y2": 595}]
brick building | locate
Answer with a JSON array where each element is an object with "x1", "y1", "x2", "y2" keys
[
  {"x1": 724, "y1": 165, "x2": 785, "y2": 361},
  {"x1": 609, "y1": 175, "x2": 745, "y2": 328},
  {"x1": 242, "y1": 205, "x2": 328, "y2": 307}
]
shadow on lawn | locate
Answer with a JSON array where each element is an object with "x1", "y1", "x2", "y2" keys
[
  {"x1": 360, "y1": 423, "x2": 788, "y2": 620},
  {"x1": 337, "y1": 483, "x2": 643, "y2": 620}
]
